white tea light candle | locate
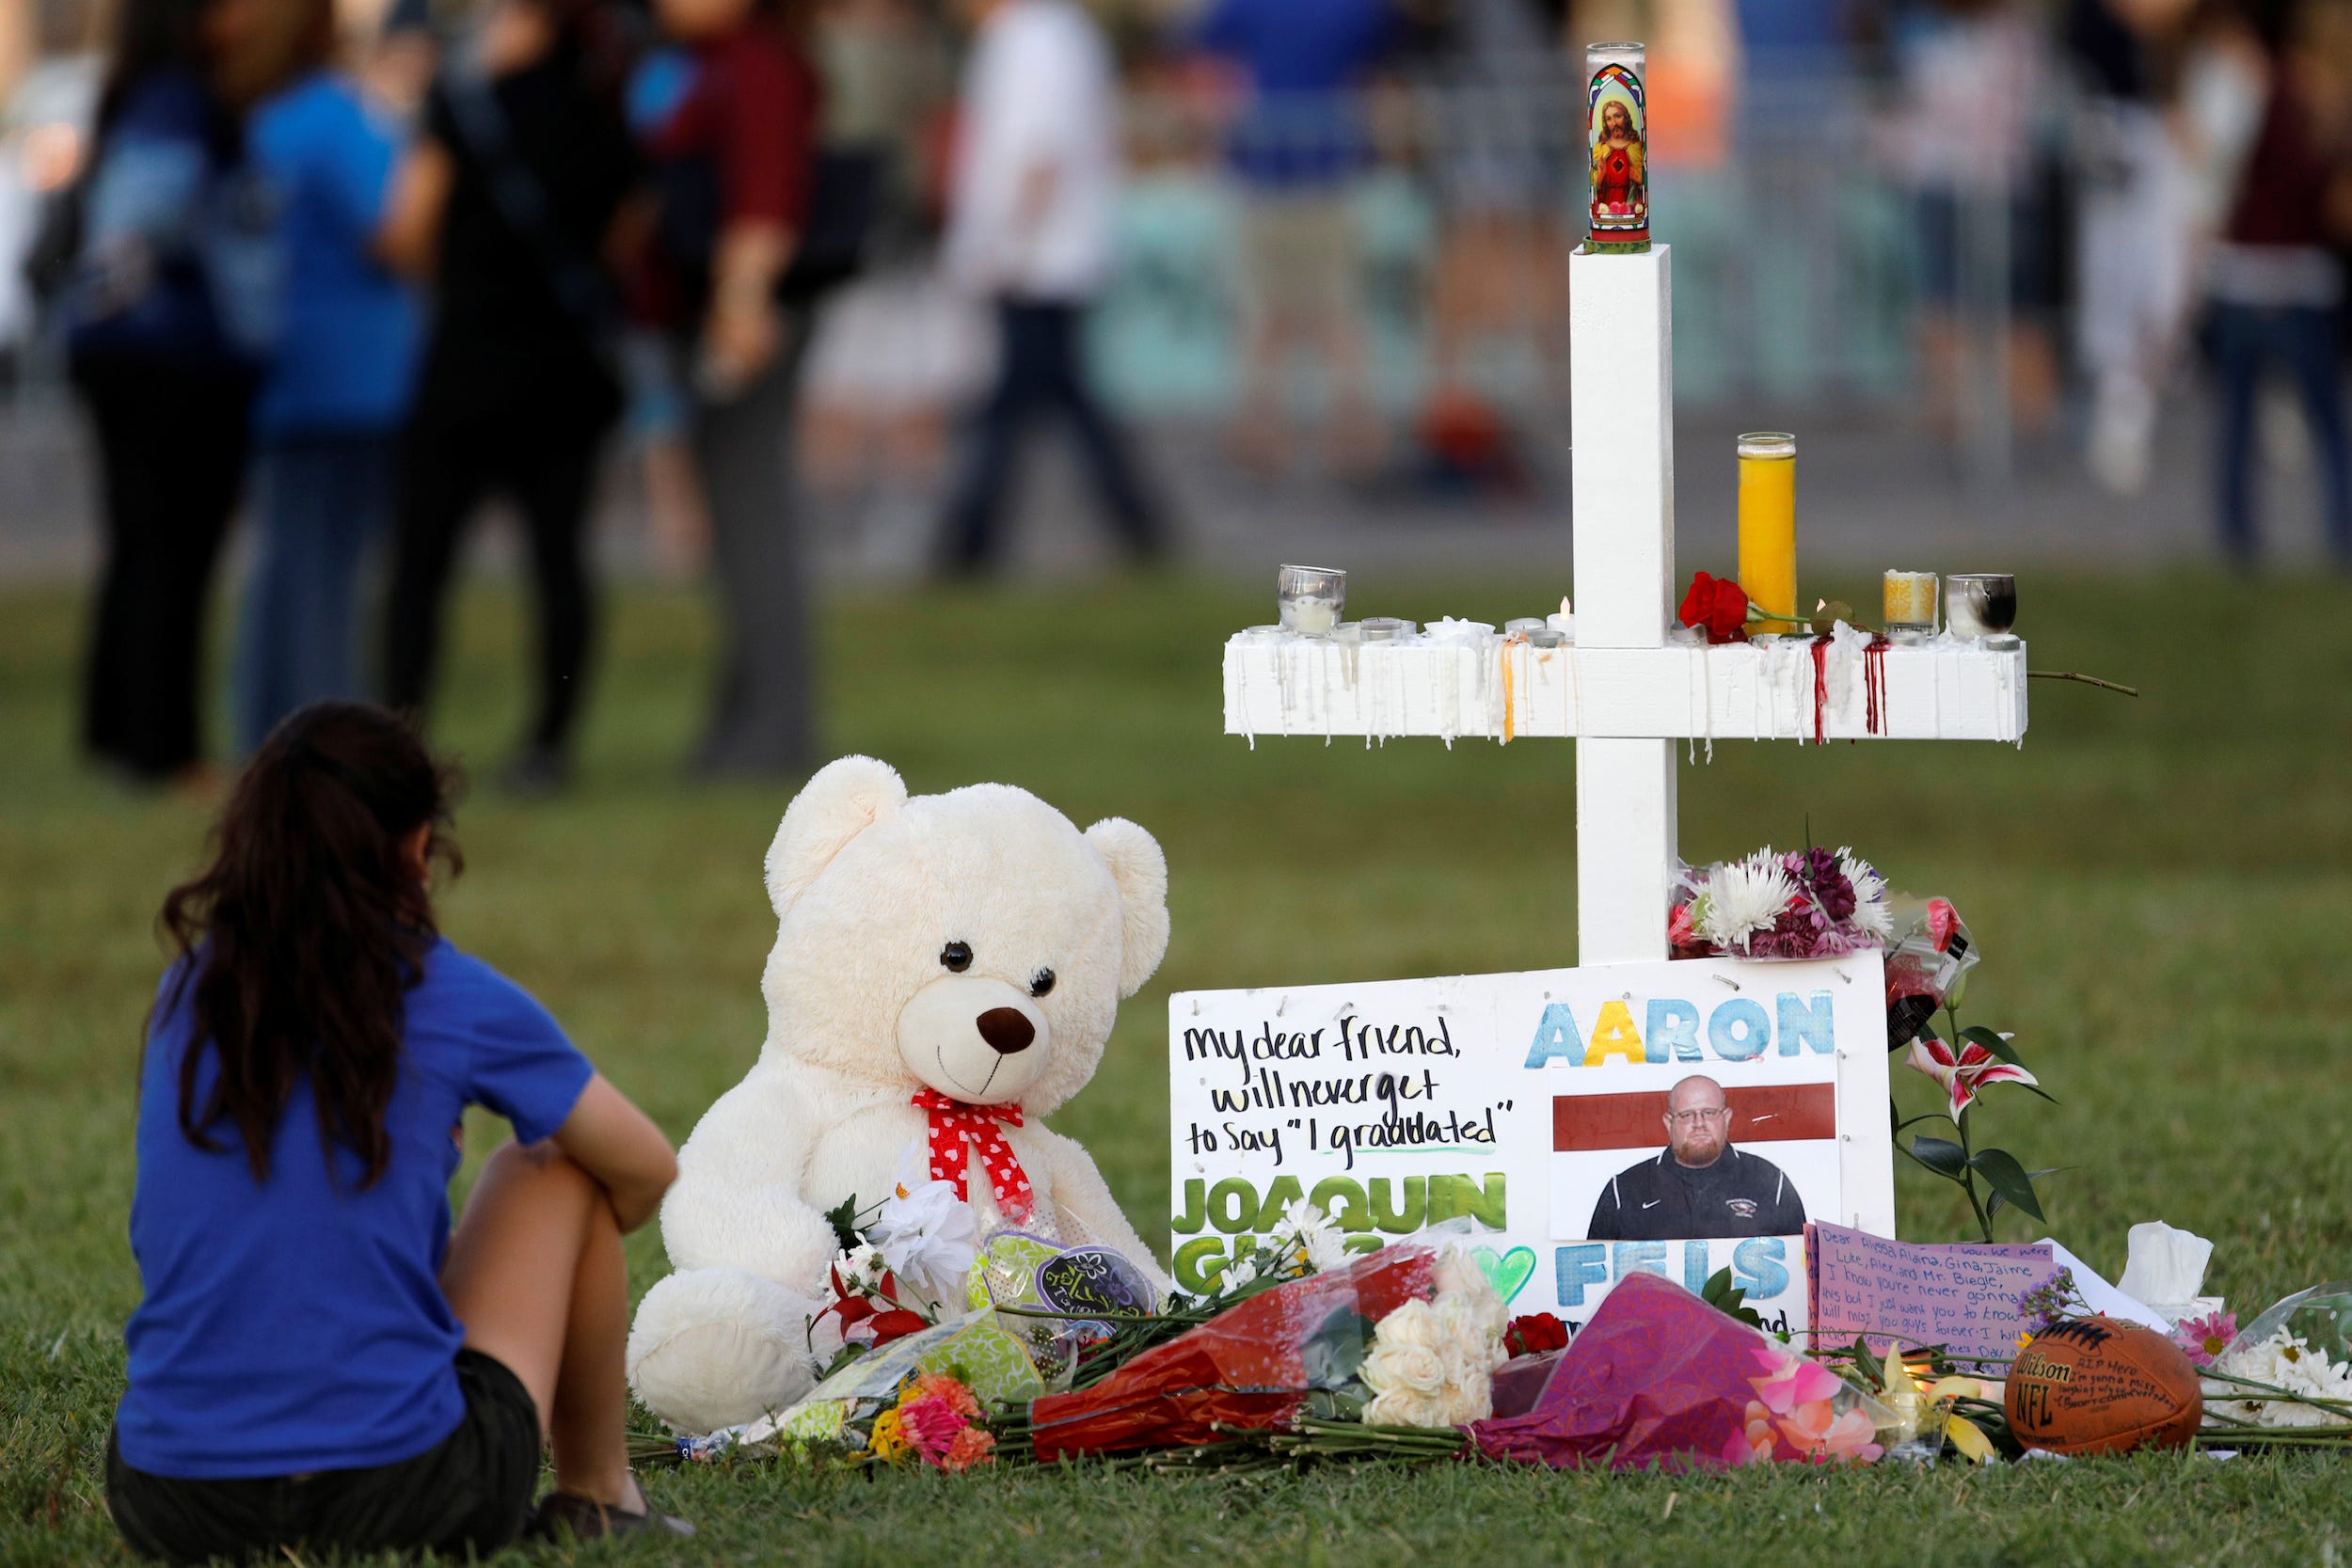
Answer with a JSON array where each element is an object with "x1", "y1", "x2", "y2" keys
[{"x1": 1277, "y1": 563, "x2": 1347, "y2": 636}]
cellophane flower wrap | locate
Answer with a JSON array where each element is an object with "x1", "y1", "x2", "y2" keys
[
  {"x1": 680, "y1": 1308, "x2": 1046, "y2": 1463},
  {"x1": 1020, "y1": 1243, "x2": 1442, "y2": 1460},
  {"x1": 1882, "y1": 895, "x2": 1979, "y2": 1047},
  {"x1": 2205, "y1": 1283, "x2": 2352, "y2": 1430},
  {"x1": 1469, "y1": 1274, "x2": 1894, "y2": 1471}
]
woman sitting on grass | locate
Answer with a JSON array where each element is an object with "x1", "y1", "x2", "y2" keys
[{"x1": 106, "y1": 701, "x2": 687, "y2": 1561}]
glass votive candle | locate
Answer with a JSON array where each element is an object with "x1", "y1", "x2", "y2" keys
[
  {"x1": 1359, "y1": 616, "x2": 1415, "y2": 641},
  {"x1": 1946, "y1": 573, "x2": 2018, "y2": 645},
  {"x1": 1529, "y1": 627, "x2": 1565, "y2": 648},
  {"x1": 1883, "y1": 570, "x2": 1939, "y2": 642},
  {"x1": 1737, "y1": 433, "x2": 1799, "y2": 635},
  {"x1": 1503, "y1": 617, "x2": 1547, "y2": 638},
  {"x1": 1278, "y1": 563, "x2": 1346, "y2": 635}
]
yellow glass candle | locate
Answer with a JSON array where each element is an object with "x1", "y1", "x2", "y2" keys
[{"x1": 1737, "y1": 432, "x2": 1798, "y2": 634}]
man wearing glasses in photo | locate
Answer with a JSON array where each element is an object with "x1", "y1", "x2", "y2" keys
[{"x1": 1585, "y1": 1074, "x2": 1807, "y2": 1242}]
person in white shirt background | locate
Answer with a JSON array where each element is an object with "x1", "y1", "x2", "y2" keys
[{"x1": 937, "y1": 0, "x2": 1166, "y2": 574}]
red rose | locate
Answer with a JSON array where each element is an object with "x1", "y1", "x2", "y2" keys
[
  {"x1": 1505, "y1": 1312, "x2": 1570, "y2": 1357},
  {"x1": 1677, "y1": 571, "x2": 1750, "y2": 644}
]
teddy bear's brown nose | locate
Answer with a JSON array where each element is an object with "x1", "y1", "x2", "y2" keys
[{"x1": 977, "y1": 1007, "x2": 1035, "y2": 1054}]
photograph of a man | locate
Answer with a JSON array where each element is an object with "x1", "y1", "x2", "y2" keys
[{"x1": 1585, "y1": 1074, "x2": 1808, "y2": 1241}]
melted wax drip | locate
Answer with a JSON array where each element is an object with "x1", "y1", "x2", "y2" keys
[
  {"x1": 1809, "y1": 636, "x2": 1829, "y2": 745},
  {"x1": 1864, "y1": 635, "x2": 1889, "y2": 736}
]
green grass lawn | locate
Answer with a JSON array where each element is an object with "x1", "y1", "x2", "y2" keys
[{"x1": 5, "y1": 566, "x2": 2352, "y2": 1565}]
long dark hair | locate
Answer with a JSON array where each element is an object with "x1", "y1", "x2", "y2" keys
[
  {"x1": 157, "y1": 703, "x2": 464, "y2": 1188},
  {"x1": 95, "y1": 0, "x2": 236, "y2": 155}
]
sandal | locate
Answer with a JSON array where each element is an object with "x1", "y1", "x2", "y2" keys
[{"x1": 530, "y1": 1479, "x2": 695, "y2": 1543}]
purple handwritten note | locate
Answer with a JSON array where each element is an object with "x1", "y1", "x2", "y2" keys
[{"x1": 1805, "y1": 1222, "x2": 2058, "y2": 1366}]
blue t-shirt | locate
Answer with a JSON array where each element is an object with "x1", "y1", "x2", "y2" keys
[
  {"x1": 117, "y1": 940, "x2": 593, "y2": 1480},
  {"x1": 246, "y1": 72, "x2": 419, "y2": 435}
]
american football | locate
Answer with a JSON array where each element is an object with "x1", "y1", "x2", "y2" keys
[{"x1": 2005, "y1": 1317, "x2": 2203, "y2": 1456}]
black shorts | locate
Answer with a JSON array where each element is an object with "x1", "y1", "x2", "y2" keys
[{"x1": 107, "y1": 1348, "x2": 541, "y2": 1565}]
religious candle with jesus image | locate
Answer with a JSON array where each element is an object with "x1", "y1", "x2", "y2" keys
[{"x1": 1585, "y1": 42, "x2": 1649, "y2": 252}]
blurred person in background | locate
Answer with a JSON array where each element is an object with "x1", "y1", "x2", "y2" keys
[
  {"x1": 2204, "y1": 0, "x2": 2352, "y2": 565},
  {"x1": 937, "y1": 0, "x2": 1164, "y2": 573},
  {"x1": 230, "y1": 0, "x2": 421, "y2": 754},
  {"x1": 1421, "y1": 0, "x2": 1568, "y2": 419},
  {"x1": 1189, "y1": 0, "x2": 1398, "y2": 477},
  {"x1": 58, "y1": 0, "x2": 266, "y2": 790},
  {"x1": 637, "y1": 0, "x2": 820, "y2": 779},
  {"x1": 2065, "y1": 0, "x2": 2196, "y2": 493},
  {"x1": 1887, "y1": 0, "x2": 2059, "y2": 449},
  {"x1": 378, "y1": 0, "x2": 642, "y2": 796},
  {"x1": 796, "y1": 0, "x2": 966, "y2": 576}
]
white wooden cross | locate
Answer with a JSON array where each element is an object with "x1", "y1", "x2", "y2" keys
[{"x1": 1223, "y1": 247, "x2": 2028, "y2": 967}]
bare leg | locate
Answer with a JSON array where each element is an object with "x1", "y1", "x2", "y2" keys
[{"x1": 441, "y1": 1140, "x2": 636, "y2": 1509}]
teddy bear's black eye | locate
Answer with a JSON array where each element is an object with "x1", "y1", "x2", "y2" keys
[
  {"x1": 941, "y1": 941, "x2": 972, "y2": 973},
  {"x1": 1028, "y1": 968, "x2": 1056, "y2": 998}
]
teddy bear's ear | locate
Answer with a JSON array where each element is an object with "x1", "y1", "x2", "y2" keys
[
  {"x1": 766, "y1": 755, "x2": 907, "y2": 917},
  {"x1": 1083, "y1": 816, "x2": 1169, "y2": 998}
]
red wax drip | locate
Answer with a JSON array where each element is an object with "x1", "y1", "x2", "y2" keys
[
  {"x1": 1864, "y1": 635, "x2": 1889, "y2": 736},
  {"x1": 1809, "y1": 636, "x2": 1829, "y2": 744}
]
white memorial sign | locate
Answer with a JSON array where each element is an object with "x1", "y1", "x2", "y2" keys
[{"x1": 1168, "y1": 955, "x2": 1894, "y2": 1335}]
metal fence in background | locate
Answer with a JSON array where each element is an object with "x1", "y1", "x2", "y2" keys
[{"x1": 1080, "y1": 74, "x2": 2036, "y2": 480}]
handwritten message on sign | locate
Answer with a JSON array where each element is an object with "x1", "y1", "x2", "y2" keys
[
  {"x1": 1805, "y1": 1221, "x2": 2058, "y2": 1364},
  {"x1": 1169, "y1": 959, "x2": 1896, "y2": 1330}
]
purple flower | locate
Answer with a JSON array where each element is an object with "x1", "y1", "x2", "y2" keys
[
  {"x1": 2016, "y1": 1269, "x2": 2079, "y2": 1336},
  {"x1": 1791, "y1": 847, "x2": 1857, "y2": 923}
]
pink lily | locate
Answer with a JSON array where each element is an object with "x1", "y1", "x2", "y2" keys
[{"x1": 1907, "y1": 1034, "x2": 2036, "y2": 1119}]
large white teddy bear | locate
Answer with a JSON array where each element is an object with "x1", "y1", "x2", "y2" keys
[{"x1": 626, "y1": 755, "x2": 1171, "y2": 1434}]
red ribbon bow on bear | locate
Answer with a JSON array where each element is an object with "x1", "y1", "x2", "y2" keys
[{"x1": 911, "y1": 1088, "x2": 1036, "y2": 1223}]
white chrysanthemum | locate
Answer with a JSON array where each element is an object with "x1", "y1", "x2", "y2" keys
[
  {"x1": 1696, "y1": 848, "x2": 1798, "y2": 952},
  {"x1": 866, "y1": 1180, "x2": 978, "y2": 1307},
  {"x1": 1223, "y1": 1256, "x2": 1259, "y2": 1290},
  {"x1": 1838, "y1": 847, "x2": 1895, "y2": 942}
]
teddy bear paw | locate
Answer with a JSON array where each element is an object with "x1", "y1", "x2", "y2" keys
[{"x1": 626, "y1": 1267, "x2": 825, "y2": 1434}]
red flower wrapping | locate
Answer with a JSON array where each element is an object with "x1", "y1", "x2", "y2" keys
[
  {"x1": 1677, "y1": 572, "x2": 1750, "y2": 644},
  {"x1": 1023, "y1": 1246, "x2": 1439, "y2": 1460}
]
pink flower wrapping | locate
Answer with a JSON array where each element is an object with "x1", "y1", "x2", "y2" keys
[{"x1": 1469, "y1": 1273, "x2": 1883, "y2": 1471}]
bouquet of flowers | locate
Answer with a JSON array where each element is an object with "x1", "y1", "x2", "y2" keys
[
  {"x1": 1669, "y1": 846, "x2": 1893, "y2": 961},
  {"x1": 1002, "y1": 1239, "x2": 1502, "y2": 1462},
  {"x1": 2194, "y1": 1283, "x2": 2352, "y2": 1446},
  {"x1": 1471, "y1": 1274, "x2": 1898, "y2": 1470}
]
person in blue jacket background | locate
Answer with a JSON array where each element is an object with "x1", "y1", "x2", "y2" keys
[{"x1": 230, "y1": 0, "x2": 420, "y2": 755}]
